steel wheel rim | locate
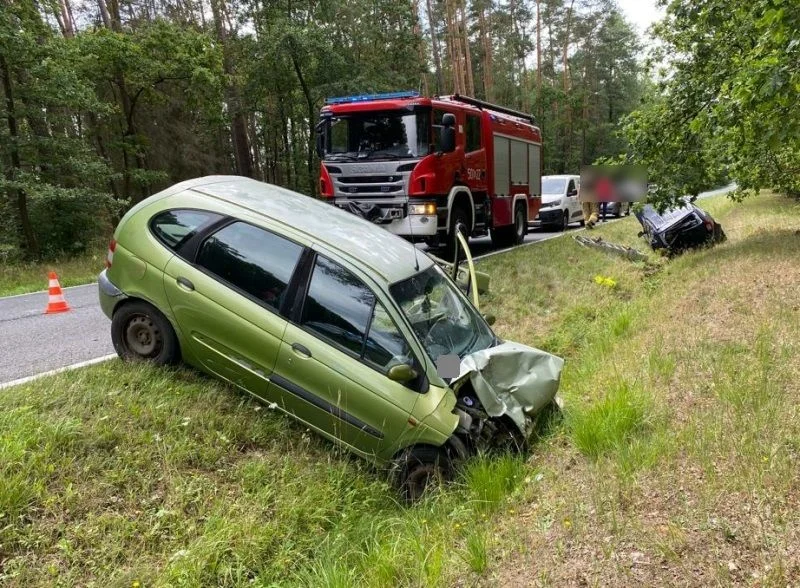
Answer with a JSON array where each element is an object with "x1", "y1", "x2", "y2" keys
[{"x1": 125, "y1": 314, "x2": 162, "y2": 357}]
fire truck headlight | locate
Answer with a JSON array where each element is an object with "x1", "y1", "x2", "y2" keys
[{"x1": 409, "y1": 203, "x2": 437, "y2": 215}]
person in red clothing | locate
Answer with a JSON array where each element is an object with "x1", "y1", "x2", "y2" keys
[{"x1": 596, "y1": 175, "x2": 614, "y2": 222}]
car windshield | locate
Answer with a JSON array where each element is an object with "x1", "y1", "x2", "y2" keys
[
  {"x1": 542, "y1": 177, "x2": 568, "y2": 194},
  {"x1": 323, "y1": 109, "x2": 430, "y2": 161},
  {"x1": 390, "y1": 265, "x2": 495, "y2": 363}
]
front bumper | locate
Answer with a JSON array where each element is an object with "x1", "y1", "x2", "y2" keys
[
  {"x1": 98, "y1": 269, "x2": 127, "y2": 319},
  {"x1": 533, "y1": 208, "x2": 563, "y2": 225},
  {"x1": 334, "y1": 199, "x2": 438, "y2": 237}
]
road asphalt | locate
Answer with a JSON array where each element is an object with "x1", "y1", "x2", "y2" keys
[
  {"x1": 0, "y1": 283, "x2": 114, "y2": 386},
  {"x1": 0, "y1": 183, "x2": 734, "y2": 387}
]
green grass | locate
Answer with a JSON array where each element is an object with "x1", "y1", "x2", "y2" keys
[
  {"x1": 0, "y1": 250, "x2": 104, "y2": 296},
  {"x1": 2, "y1": 191, "x2": 800, "y2": 585}
]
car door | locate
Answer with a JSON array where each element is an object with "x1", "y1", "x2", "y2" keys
[
  {"x1": 163, "y1": 219, "x2": 305, "y2": 399},
  {"x1": 566, "y1": 178, "x2": 579, "y2": 220},
  {"x1": 271, "y1": 252, "x2": 424, "y2": 458}
]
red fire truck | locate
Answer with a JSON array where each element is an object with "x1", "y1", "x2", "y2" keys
[{"x1": 316, "y1": 91, "x2": 542, "y2": 254}]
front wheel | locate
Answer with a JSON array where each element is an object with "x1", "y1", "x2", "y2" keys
[
  {"x1": 111, "y1": 301, "x2": 180, "y2": 365},
  {"x1": 560, "y1": 210, "x2": 570, "y2": 232},
  {"x1": 390, "y1": 445, "x2": 451, "y2": 503},
  {"x1": 442, "y1": 205, "x2": 470, "y2": 262}
]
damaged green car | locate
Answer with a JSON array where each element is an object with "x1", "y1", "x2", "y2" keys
[{"x1": 98, "y1": 176, "x2": 563, "y2": 500}]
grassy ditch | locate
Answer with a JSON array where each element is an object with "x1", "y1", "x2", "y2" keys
[{"x1": 1, "y1": 192, "x2": 798, "y2": 586}]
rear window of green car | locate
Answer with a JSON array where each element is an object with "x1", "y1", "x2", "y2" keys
[{"x1": 150, "y1": 209, "x2": 220, "y2": 250}]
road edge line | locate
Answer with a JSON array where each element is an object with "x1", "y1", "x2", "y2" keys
[
  {"x1": 0, "y1": 354, "x2": 117, "y2": 390},
  {"x1": 0, "y1": 281, "x2": 98, "y2": 301}
]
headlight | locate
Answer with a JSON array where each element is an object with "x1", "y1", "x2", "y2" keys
[
  {"x1": 541, "y1": 200, "x2": 561, "y2": 209},
  {"x1": 409, "y1": 203, "x2": 437, "y2": 215}
]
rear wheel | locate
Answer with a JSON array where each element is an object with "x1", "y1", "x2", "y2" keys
[
  {"x1": 111, "y1": 301, "x2": 180, "y2": 365},
  {"x1": 491, "y1": 203, "x2": 526, "y2": 248}
]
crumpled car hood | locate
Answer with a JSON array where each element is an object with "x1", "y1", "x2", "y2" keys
[{"x1": 453, "y1": 341, "x2": 564, "y2": 435}]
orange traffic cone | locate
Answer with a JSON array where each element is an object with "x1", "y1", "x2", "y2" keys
[{"x1": 45, "y1": 272, "x2": 71, "y2": 314}]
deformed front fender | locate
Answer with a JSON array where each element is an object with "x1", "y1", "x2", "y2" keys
[{"x1": 454, "y1": 341, "x2": 564, "y2": 436}]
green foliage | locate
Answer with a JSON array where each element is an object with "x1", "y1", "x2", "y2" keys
[{"x1": 622, "y1": 0, "x2": 800, "y2": 206}]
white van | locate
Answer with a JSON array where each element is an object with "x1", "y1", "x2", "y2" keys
[{"x1": 533, "y1": 175, "x2": 583, "y2": 231}]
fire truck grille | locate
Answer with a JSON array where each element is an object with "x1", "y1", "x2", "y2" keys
[
  {"x1": 338, "y1": 175, "x2": 400, "y2": 184},
  {"x1": 339, "y1": 185, "x2": 403, "y2": 195}
]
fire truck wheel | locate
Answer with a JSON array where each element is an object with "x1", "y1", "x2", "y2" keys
[
  {"x1": 443, "y1": 205, "x2": 470, "y2": 261},
  {"x1": 513, "y1": 204, "x2": 526, "y2": 244}
]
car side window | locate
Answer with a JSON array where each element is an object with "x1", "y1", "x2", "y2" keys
[
  {"x1": 364, "y1": 302, "x2": 412, "y2": 373},
  {"x1": 465, "y1": 114, "x2": 481, "y2": 152},
  {"x1": 150, "y1": 209, "x2": 221, "y2": 251},
  {"x1": 567, "y1": 180, "x2": 575, "y2": 195},
  {"x1": 196, "y1": 222, "x2": 303, "y2": 311},
  {"x1": 301, "y1": 256, "x2": 375, "y2": 356}
]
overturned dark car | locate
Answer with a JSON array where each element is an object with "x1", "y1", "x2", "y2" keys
[{"x1": 635, "y1": 200, "x2": 726, "y2": 255}]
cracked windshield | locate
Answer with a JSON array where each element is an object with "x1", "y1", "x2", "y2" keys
[{"x1": 390, "y1": 264, "x2": 494, "y2": 364}]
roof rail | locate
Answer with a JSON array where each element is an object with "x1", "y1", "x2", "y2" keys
[
  {"x1": 324, "y1": 91, "x2": 420, "y2": 105},
  {"x1": 449, "y1": 94, "x2": 536, "y2": 124}
]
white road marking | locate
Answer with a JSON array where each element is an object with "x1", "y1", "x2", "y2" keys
[
  {"x1": 0, "y1": 354, "x2": 117, "y2": 390},
  {"x1": 0, "y1": 281, "x2": 97, "y2": 301}
]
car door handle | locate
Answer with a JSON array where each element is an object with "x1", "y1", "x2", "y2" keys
[
  {"x1": 176, "y1": 276, "x2": 195, "y2": 291},
  {"x1": 291, "y1": 343, "x2": 311, "y2": 358}
]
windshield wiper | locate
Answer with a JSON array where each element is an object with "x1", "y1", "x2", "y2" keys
[{"x1": 325, "y1": 153, "x2": 358, "y2": 162}]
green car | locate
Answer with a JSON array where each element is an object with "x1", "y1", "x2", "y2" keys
[{"x1": 99, "y1": 176, "x2": 563, "y2": 500}]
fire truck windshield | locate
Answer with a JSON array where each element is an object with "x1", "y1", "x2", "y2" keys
[{"x1": 323, "y1": 110, "x2": 431, "y2": 161}]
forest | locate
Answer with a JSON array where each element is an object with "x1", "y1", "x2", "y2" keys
[{"x1": 0, "y1": 0, "x2": 797, "y2": 259}]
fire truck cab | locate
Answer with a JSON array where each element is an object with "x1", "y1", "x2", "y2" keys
[{"x1": 316, "y1": 91, "x2": 542, "y2": 253}]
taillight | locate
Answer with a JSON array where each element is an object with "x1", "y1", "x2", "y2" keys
[
  {"x1": 704, "y1": 220, "x2": 714, "y2": 231},
  {"x1": 105, "y1": 239, "x2": 116, "y2": 268}
]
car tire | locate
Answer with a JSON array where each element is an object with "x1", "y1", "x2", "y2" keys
[
  {"x1": 443, "y1": 205, "x2": 470, "y2": 262},
  {"x1": 560, "y1": 210, "x2": 570, "y2": 232},
  {"x1": 111, "y1": 300, "x2": 180, "y2": 365},
  {"x1": 390, "y1": 445, "x2": 451, "y2": 503},
  {"x1": 614, "y1": 207, "x2": 621, "y2": 218}
]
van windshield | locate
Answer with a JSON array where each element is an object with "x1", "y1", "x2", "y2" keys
[
  {"x1": 390, "y1": 265, "x2": 495, "y2": 363},
  {"x1": 542, "y1": 178, "x2": 568, "y2": 194}
]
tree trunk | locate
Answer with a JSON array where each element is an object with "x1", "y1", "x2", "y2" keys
[
  {"x1": 211, "y1": 0, "x2": 253, "y2": 178},
  {"x1": 286, "y1": 37, "x2": 316, "y2": 196},
  {"x1": 460, "y1": 2, "x2": 474, "y2": 96},
  {"x1": 0, "y1": 54, "x2": 38, "y2": 256},
  {"x1": 425, "y1": 0, "x2": 444, "y2": 94},
  {"x1": 478, "y1": 4, "x2": 492, "y2": 100},
  {"x1": 536, "y1": 0, "x2": 542, "y2": 119}
]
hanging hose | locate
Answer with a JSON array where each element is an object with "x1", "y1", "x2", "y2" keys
[{"x1": 455, "y1": 230, "x2": 480, "y2": 311}]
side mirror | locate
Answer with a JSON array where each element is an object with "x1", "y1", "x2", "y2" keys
[
  {"x1": 315, "y1": 131, "x2": 325, "y2": 159},
  {"x1": 482, "y1": 312, "x2": 496, "y2": 326},
  {"x1": 387, "y1": 363, "x2": 418, "y2": 383},
  {"x1": 439, "y1": 113, "x2": 456, "y2": 153},
  {"x1": 568, "y1": 188, "x2": 578, "y2": 197}
]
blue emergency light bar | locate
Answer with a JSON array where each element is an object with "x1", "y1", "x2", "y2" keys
[{"x1": 324, "y1": 90, "x2": 420, "y2": 105}]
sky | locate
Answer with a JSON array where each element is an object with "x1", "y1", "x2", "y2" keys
[{"x1": 617, "y1": 0, "x2": 666, "y2": 39}]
